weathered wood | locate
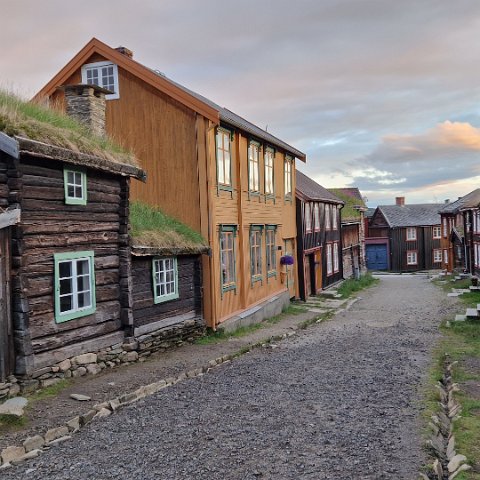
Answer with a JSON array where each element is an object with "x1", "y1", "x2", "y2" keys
[
  {"x1": 22, "y1": 198, "x2": 119, "y2": 213},
  {"x1": 22, "y1": 231, "x2": 119, "y2": 248},
  {"x1": 0, "y1": 208, "x2": 20, "y2": 229},
  {"x1": 0, "y1": 132, "x2": 19, "y2": 159},
  {"x1": 21, "y1": 221, "x2": 119, "y2": 235}
]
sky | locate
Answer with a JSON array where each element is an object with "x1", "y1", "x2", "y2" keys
[{"x1": 1, "y1": 0, "x2": 480, "y2": 207}]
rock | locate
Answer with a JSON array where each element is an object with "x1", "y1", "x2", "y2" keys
[
  {"x1": 8, "y1": 384, "x2": 20, "y2": 396},
  {"x1": 94, "y1": 408, "x2": 111, "y2": 419},
  {"x1": 449, "y1": 463, "x2": 471, "y2": 479},
  {"x1": 122, "y1": 341, "x2": 138, "y2": 352},
  {"x1": 86, "y1": 363, "x2": 102, "y2": 375},
  {"x1": 446, "y1": 436, "x2": 455, "y2": 460},
  {"x1": 11, "y1": 449, "x2": 42, "y2": 465},
  {"x1": 448, "y1": 454, "x2": 467, "y2": 473},
  {"x1": 57, "y1": 359, "x2": 72, "y2": 372},
  {"x1": 23, "y1": 435, "x2": 45, "y2": 452},
  {"x1": 18, "y1": 379, "x2": 39, "y2": 394},
  {"x1": 66, "y1": 416, "x2": 80, "y2": 432},
  {"x1": 80, "y1": 409, "x2": 96, "y2": 426},
  {"x1": 70, "y1": 393, "x2": 91, "y2": 401},
  {"x1": 433, "y1": 459, "x2": 443, "y2": 479},
  {"x1": 40, "y1": 377, "x2": 62, "y2": 388},
  {"x1": 74, "y1": 353, "x2": 97, "y2": 365},
  {"x1": 47, "y1": 436, "x2": 72, "y2": 446},
  {"x1": 125, "y1": 351, "x2": 138, "y2": 362},
  {"x1": 94, "y1": 402, "x2": 109, "y2": 411},
  {"x1": 0, "y1": 397, "x2": 28, "y2": 417},
  {"x1": 109, "y1": 399, "x2": 121, "y2": 411},
  {"x1": 1, "y1": 446, "x2": 26, "y2": 464},
  {"x1": 44, "y1": 426, "x2": 69, "y2": 443},
  {"x1": 72, "y1": 367, "x2": 87, "y2": 377}
]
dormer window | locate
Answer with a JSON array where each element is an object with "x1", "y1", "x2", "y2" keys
[{"x1": 81, "y1": 61, "x2": 120, "y2": 100}]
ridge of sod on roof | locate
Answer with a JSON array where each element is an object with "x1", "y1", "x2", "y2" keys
[
  {"x1": 130, "y1": 201, "x2": 208, "y2": 250},
  {"x1": 0, "y1": 90, "x2": 136, "y2": 166},
  {"x1": 329, "y1": 189, "x2": 365, "y2": 220}
]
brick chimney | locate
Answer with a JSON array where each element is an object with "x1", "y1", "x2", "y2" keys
[
  {"x1": 395, "y1": 196, "x2": 405, "y2": 206},
  {"x1": 115, "y1": 46, "x2": 133, "y2": 58},
  {"x1": 63, "y1": 84, "x2": 108, "y2": 137}
]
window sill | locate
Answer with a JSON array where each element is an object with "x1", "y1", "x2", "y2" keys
[
  {"x1": 267, "y1": 271, "x2": 277, "y2": 279},
  {"x1": 251, "y1": 275, "x2": 263, "y2": 284},
  {"x1": 55, "y1": 306, "x2": 96, "y2": 323},
  {"x1": 154, "y1": 292, "x2": 179, "y2": 304},
  {"x1": 218, "y1": 184, "x2": 233, "y2": 192},
  {"x1": 222, "y1": 283, "x2": 236, "y2": 293}
]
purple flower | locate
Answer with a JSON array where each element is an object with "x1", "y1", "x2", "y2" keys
[{"x1": 280, "y1": 255, "x2": 294, "y2": 266}]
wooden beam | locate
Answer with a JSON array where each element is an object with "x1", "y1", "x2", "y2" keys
[
  {"x1": 0, "y1": 132, "x2": 19, "y2": 159},
  {"x1": 0, "y1": 208, "x2": 20, "y2": 229}
]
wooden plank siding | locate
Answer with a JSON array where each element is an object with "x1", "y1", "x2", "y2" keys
[{"x1": 12, "y1": 155, "x2": 128, "y2": 371}]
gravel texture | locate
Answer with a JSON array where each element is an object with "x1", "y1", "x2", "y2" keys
[{"x1": 3, "y1": 275, "x2": 456, "y2": 479}]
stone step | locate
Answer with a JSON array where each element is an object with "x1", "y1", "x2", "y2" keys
[
  {"x1": 454, "y1": 314, "x2": 467, "y2": 322},
  {"x1": 470, "y1": 286, "x2": 480, "y2": 291},
  {"x1": 448, "y1": 293, "x2": 461, "y2": 297},
  {"x1": 465, "y1": 308, "x2": 479, "y2": 319}
]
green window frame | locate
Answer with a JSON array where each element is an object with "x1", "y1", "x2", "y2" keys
[
  {"x1": 250, "y1": 225, "x2": 263, "y2": 283},
  {"x1": 64, "y1": 168, "x2": 87, "y2": 205},
  {"x1": 216, "y1": 127, "x2": 233, "y2": 192},
  {"x1": 264, "y1": 147, "x2": 275, "y2": 199},
  {"x1": 152, "y1": 257, "x2": 179, "y2": 304},
  {"x1": 266, "y1": 225, "x2": 277, "y2": 278},
  {"x1": 284, "y1": 155, "x2": 293, "y2": 201},
  {"x1": 220, "y1": 225, "x2": 237, "y2": 293},
  {"x1": 54, "y1": 251, "x2": 96, "y2": 323},
  {"x1": 248, "y1": 141, "x2": 261, "y2": 194}
]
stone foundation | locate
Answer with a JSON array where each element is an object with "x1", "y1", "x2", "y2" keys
[{"x1": 2, "y1": 317, "x2": 205, "y2": 399}]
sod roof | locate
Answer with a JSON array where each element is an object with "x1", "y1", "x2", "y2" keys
[{"x1": 328, "y1": 187, "x2": 366, "y2": 223}]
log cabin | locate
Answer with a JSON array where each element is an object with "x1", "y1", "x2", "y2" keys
[
  {"x1": 34, "y1": 38, "x2": 306, "y2": 331},
  {"x1": 367, "y1": 197, "x2": 443, "y2": 272},
  {"x1": 0, "y1": 89, "x2": 145, "y2": 391},
  {"x1": 439, "y1": 189, "x2": 480, "y2": 274},
  {"x1": 295, "y1": 171, "x2": 344, "y2": 300},
  {"x1": 328, "y1": 187, "x2": 367, "y2": 279}
]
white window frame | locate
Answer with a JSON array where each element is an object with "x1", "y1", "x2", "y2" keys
[
  {"x1": 54, "y1": 251, "x2": 96, "y2": 323},
  {"x1": 284, "y1": 155, "x2": 293, "y2": 199},
  {"x1": 443, "y1": 249, "x2": 448, "y2": 265},
  {"x1": 325, "y1": 204, "x2": 331, "y2": 230},
  {"x1": 314, "y1": 203, "x2": 320, "y2": 232},
  {"x1": 64, "y1": 168, "x2": 87, "y2": 205},
  {"x1": 332, "y1": 205, "x2": 338, "y2": 230},
  {"x1": 333, "y1": 242, "x2": 339, "y2": 272},
  {"x1": 433, "y1": 249, "x2": 442, "y2": 263},
  {"x1": 152, "y1": 257, "x2": 179, "y2": 303},
  {"x1": 216, "y1": 128, "x2": 232, "y2": 188},
  {"x1": 264, "y1": 147, "x2": 274, "y2": 197},
  {"x1": 81, "y1": 61, "x2": 120, "y2": 100},
  {"x1": 443, "y1": 217, "x2": 448, "y2": 238},
  {"x1": 305, "y1": 203, "x2": 312, "y2": 232},
  {"x1": 406, "y1": 227, "x2": 417, "y2": 241},
  {"x1": 406, "y1": 250, "x2": 418, "y2": 265},
  {"x1": 432, "y1": 226, "x2": 441, "y2": 239},
  {"x1": 326, "y1": 243, "x2": 333, "y2": 275},
  {"x1": 248, "y1": 141, "x2": 260, "y2": 193}
]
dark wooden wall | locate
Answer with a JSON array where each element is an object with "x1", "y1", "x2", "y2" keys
[
  {"x1": 131, "y1": 255, "x2": 202, "y2": 328},
  {"x1": 13, "y1": 155, "x2": 127, "y2": 373}
]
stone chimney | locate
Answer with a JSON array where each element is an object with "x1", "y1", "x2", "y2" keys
[
  {"x1": 444, "y1": 199, "x2": 450, "y2": 204},
  {"x1": 115, "y1": 46, "x2": 133, "y2": 58},
  {"x1": 63, "y1": 84, "x2": 108, "y2": 137},
  {"x1": 395, "y1": 196, "x2": 405, "y2": 206}
]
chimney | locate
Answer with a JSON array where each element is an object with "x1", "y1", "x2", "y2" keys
[
  {"x1": 115, "y1": 46, "x2": 133, "y2": 58},
  {"x1": 444, "y1": 199, "x2": 450, "y2": 204},
  {"x1": 63, "y1": 84, "x2": 108, "y2": 137},
  {"x1": 395, "y1": 196, "x2": 405, "y2": 206}
]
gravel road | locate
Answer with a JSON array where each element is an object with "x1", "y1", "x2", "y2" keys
[{"x1": 4, "y1": 275, "x2": 454, "y2": 479}]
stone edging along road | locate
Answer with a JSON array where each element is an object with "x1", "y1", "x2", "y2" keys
[{"x1": 0, "y1": 297, "x2": 358, "y2": 471}]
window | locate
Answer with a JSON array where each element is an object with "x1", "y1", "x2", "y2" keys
[
  {"x1": 325, "y1": 204, "x2": 331, "y2": 230},
  {"x1": 266, "y1": 226, "x2": 277, "y2": 277},
  {"x1": 406, "y1": 251, "x2": 417, "y2": 265},
  {"x1": 443, "y1": 217, "x2": 448, "y2": 238},
  {"x1": 406, "y1": 227, "x2": 417, "y2": 241},
  {"x1": 332, "y1": 206, "x2": 338, "y2": 230},
  {"x1": 250, "y1": 226, "x2": 263, "y2": 281},
  {"x1": 314, "y1": 204, "x2": 320, "y2": 232},
  {"x1": 152, "y1": 257, "x2": 178, "y2": 303},
  {"x1": 284, "y1": 155, "x2": 293, "y2": 199},
  {"x1": 433, "y1": 249, "x2": 442, "y2": 263},
  {"x1": 64, "y1": 168, "x2": 87, "y2": 205},
  {"x1": 81, "y1": 61, "x2": 119, "y2": 100},
  {"x1": 220, "y1": 226, "x2": 236, "y2": 291},
  {"x1": 433, "y1": 226, "x2": 441, "y2": 239},
  {"x1": 305, "y1": 203, "x2": 312, "y2": 232},
  {"x1": 333, "y1": 242, "x2": 339, "y2": 272},
  {"x1": 54, "y1": 251, "x2": 96, "y2": 322},
  {"x1": 475, "y1": 211, "x2": 480, "y2": 233},
  {"x1": 248, "y1": 142, "x2": 260, "y2": 193},
  {"x1": 443, "y1": 249, "x2": 448, "y2": 265},
  {"x1": 326, "y1": 243, "x2": 333, "y2": 275},
  {"x1": 476, "y1": 243, "x2": 480, "y2": 267},
  {"x1": 216, "y1": 128, "x2": 232, "y2": 188},
  {"x1": 264, "y1": 147, "x2": 274, "y2": 197}
]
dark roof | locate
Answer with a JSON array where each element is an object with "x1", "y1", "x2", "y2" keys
[
  {"x1": 439, "y1": 189, "x2": 480, "y2": 214},
  {"x1": 295, "y1": 171, "x2": 344, "y2": 204},
  {"x1": 162, "y1": 74, "x2": 306, "y2": 161},
  {"x1": 365, "y1": 207, "x2": 376, "y2": 218},
  {"x1": 377, "y1": 204, "x2": 443, "y2": 228},
  {"x1": 328, "y1": 187, "x2": 366, "y2": 222}
]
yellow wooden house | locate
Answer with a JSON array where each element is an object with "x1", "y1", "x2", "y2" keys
[{"x1": 35, "y1": 38, "x2": 306, "y2": 330}]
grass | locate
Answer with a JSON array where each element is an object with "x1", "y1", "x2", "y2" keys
[
  {"x1": 130, "y1": 201, "x2": 208, "y2": 251},
  {"x1": 337, "y1": 273, "x2": 379, "y2": 298},
  {"x1": 27, "y1": 378, "x2": 72, "y2": 402},
  {"x1": 423, "y1": 317, "x2": 480, "y2": 479},
  {"x1": 195, "y1": 303, "x2": 309, "y2": 345},
  {"x1": 0, "y1": 413, "x2": 27, "y2": 434},
  {"x1": 0, "y1": 89, "x2": 135, "y2": 165}
]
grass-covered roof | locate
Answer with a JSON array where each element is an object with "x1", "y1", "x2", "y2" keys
[
  {"x1": 130, "y1": 202, "x2": 209, "y2": 256},
  {"x1": 328, "y1": 188, "x2": 366, "y2": 222},
  {"x1": 0, "y1": 90, "x2": 137, "y2": 168}
]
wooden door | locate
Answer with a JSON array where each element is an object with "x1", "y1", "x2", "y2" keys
[
  {"x1": 284, "y1": 239, "x2": 296, "y2": 298},
  {"x1": 304, "y1": 256, "x2": 312, "y2": 297},
  {"x1": 0, "y1": 228, "x2": 14, "y2": 381},
  {"x1": 315, "y1": 249, "x2": 322, "y2": 294}
]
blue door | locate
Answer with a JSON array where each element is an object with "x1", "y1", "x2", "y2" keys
[{"x1": 366, "y1": 244, "x2": 388, "y2": 270}]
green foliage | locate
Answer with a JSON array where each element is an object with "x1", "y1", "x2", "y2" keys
[
  {"x1": 28, "y1": 379, "x2": 72, "y2": 401},
  {"x1": 0, "y1": 413, "x2": 27, "y2": 433},
  {"x1": 337, "y1": 273, "x2": 379, "y2": 298}
]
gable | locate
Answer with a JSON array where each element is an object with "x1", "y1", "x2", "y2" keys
[{"x1": 370, "y1": 208, "x2": 389, "y2": 228}]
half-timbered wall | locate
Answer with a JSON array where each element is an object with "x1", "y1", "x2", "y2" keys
[
  {"x1": 342, "y1": 223, "x2": 361, "y2": 278},
  {"x1": 14, "y1": 155, "x2": 127, "y2": 374}
]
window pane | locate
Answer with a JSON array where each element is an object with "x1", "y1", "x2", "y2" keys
[
  {"x1": 77, "y1": 259, "x2": 90, "y2": 275},
  {"x1": 60, "y1": 278, "x2": 72, "y2": 295},
  {"x1": 77, "y1": 275, "x2": 90, "y2": 292},
  {"x1": 59, "y1": 261, "x2": 72, "y2": 278},
  {"x1": 78, "y1": 291, "x2": 91, "y2": 309},
  {"x1": 60, "y1": 295, "x2": 73, "y2": 313}
]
